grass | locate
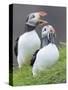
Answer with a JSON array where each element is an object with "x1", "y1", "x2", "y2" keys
[{"x1": 11, "y1": 45, "x2": 66, "y2": 86}]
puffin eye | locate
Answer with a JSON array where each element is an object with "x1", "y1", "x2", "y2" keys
[
  {"x1": 30, "y1": 15, "x2": 35, "y2": 19},
  {"x1": 44, "y1": 28, "x2": 46, "y2": 31}
]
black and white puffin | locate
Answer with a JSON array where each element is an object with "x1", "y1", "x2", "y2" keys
[
  {"x1": 32, "y1": 25, "x2": 59, "y2": 77},
  {"x1": 14, "y1": 11, "x2": 48, "y2": 68}
]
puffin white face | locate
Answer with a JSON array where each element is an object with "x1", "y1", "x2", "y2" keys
[
  {"x1": 42, "y1": 25, "x2": 56, "y2": 44},
  {"x1": 26, "y1": 11, "x2": 48, "y2": 27}
]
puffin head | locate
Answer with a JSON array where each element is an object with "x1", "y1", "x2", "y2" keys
[
  {"x1": 25, "y1": 11, "x2": 48, "y2": 31},
  {"x1": 42, "y1": 25, "x2": 56, "y2": 44}
]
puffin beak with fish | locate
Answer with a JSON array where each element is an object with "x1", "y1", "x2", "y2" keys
[
  {"x1": 32, "y1": 24, "x2": 59, "y2": 77},
  {"x1": 14, "y1": 11, "x2": 48, "y2": 68}
]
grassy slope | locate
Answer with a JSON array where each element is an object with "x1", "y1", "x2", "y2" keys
[{"x1": 12, "y1": 46, "x2": 66, "y2": 86}]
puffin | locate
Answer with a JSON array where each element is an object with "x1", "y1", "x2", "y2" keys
[
  {"x1": 30, "y1": 24, "x2": 56, "y2": 66},
  {"x1": 32, "y1": 25, "x2": 59, "y2": 77},
  {"x1": 14, "y1": 11, "x2": 48, "y2": 68}
]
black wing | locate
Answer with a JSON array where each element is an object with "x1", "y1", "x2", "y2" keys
[
  {"x1": 14, "y1": 37, "x2": 19, "y2": 57},
  {"x1": 30, "y1": 49, "x2": 39, "y2": 66}
]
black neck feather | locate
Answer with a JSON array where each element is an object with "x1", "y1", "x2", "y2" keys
[{"x1": 25, "y1": 25, "x2": 36, "y2": 32}]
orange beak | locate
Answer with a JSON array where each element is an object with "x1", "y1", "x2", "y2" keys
[
  {"x1": 37, "y1": 11, "x2": 48, "y2": 26},
  {"x1": 38, "y1": 11, "x2": 47, "y2": 16}
]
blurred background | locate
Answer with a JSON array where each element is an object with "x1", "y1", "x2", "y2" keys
[{"x1": 12, "y1": 4, "x2": 66, "y2": 68}]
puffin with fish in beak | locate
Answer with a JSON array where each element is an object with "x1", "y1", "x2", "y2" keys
[{"x1": 32, "y1": 24, "x2": 59, "y2": 77}]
